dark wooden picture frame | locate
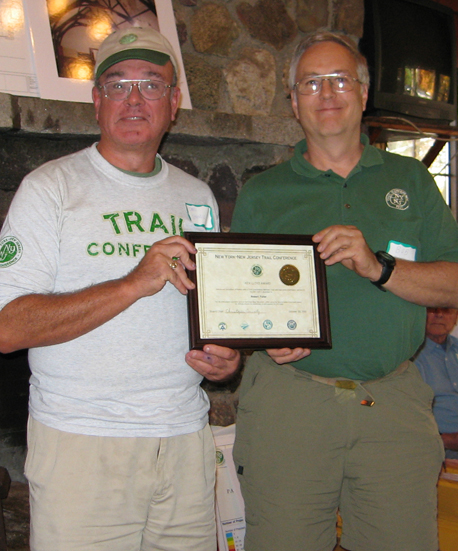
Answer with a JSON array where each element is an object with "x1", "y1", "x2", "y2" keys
[{"x1": 184, "y1": 232, "x2": 332, "y2": 350}]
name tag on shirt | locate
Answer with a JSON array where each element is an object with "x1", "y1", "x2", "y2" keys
[{"x1": 387, "y1": 240, "x2": 417, "y2": 261}]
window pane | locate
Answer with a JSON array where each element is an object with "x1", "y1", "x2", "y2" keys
[{"x1": 386, "y1": 138, "x2": 450, "y2": 204}]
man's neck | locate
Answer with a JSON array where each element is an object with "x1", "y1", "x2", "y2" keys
[
  {"x1": 96, "y1": 142, "x2": 158, "y2": 173},
  {"x1": 304, "y1": 133, "x2": 364, "y2": 179},
  {"x1": 427, "y1": 333, "x2": 448, "y2": 345}
]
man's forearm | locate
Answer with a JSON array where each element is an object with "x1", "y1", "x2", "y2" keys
[
  {"x1": 312, "y1": 225, "x2": 458, "y2": 307},
  {"x1": 0, "y1": 278, "x2": 138, "y2": 353},
  {"x1": 441, "y1": 432, "x2": 458, "y2": 451},
  {"x1": 383, "y1": 259, "x2": 458, "y2": 307},
  {"x1": 0, "y1": 235, "x2": 198, "y2": 353}
]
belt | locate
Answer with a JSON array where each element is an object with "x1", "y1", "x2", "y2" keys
[{"x1": 306, "y1": 360, "x2": 411, "y2": 407}]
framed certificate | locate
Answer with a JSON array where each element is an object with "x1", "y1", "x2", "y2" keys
[{"x1": 184, "y1": 232, "x2": 331, "y2": 350}]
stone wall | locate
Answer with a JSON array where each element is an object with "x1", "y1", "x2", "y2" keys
[
  {"x1": 0, "y1": 0, "x2": 364, "y2": 480},
  {"x1": 177, "y1": 0, "x2": 363, "y2": 116}
]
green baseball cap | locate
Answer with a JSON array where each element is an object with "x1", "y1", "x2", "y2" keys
[{"x1": 94, "y1": 26, "x2": 179, "y2": 80}]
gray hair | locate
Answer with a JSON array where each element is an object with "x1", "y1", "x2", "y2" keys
[{"x1": 288, "y1": 31, "x2": 370, "y2": 90}]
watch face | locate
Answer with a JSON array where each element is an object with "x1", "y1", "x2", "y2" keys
[{"x1": 377, "y1": 251, "x2": 396, "y2": 266}]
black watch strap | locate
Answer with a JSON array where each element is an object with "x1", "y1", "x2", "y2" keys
[{"x1": 371, "y1": 251, "x2": 396, "y2": 291}]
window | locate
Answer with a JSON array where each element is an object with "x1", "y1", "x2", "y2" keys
[{"x1": 386, "y1": 138, "x2": 451, "y2": 204}]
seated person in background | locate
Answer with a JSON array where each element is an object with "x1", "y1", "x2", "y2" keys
[{"x1": 414, "y1": 307, "x2": 458, "y2": 459}]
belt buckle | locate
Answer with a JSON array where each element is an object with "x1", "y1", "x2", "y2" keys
[{"x1": 335, "y1": 380, "x2": 357, "y2": 390}]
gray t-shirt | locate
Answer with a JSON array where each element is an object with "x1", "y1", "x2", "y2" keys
[{"x1": 0, "y1": 144, "x2": 219, "y2": 437}]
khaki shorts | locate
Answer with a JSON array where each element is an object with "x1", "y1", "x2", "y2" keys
[
  {"x1": 25, "y1": 418, "x2": 217, "y2": 551},
  {"x1": 233, "y1": 352, "x2": 444, "y2": 551}
]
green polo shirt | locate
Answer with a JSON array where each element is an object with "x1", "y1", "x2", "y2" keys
[{"x1": 231, "y1": 134, "x2": 458, "y2": 379}]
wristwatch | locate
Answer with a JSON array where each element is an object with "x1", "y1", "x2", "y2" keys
[{"x1": 371, "y1": 251, "x2": 396, "y2": 291}]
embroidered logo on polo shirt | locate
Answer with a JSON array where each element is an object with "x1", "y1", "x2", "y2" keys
[
  {"x1": 0, "y1": 236, "x2": 23, "y2": 268},
  {"x1": 385, "y1": 189, "x2": 409, "y2": 210}
]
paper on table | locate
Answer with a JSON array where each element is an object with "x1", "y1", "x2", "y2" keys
[{"x1": 212, "y1": 424, "x2": 245, "y2": 551}]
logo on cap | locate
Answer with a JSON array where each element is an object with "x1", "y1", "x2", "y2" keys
[{"x1": 119, "y1": 33, "x2": 138, "y2": 45}]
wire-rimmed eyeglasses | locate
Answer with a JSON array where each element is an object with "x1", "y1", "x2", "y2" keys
[
  {"x1": 294, "y1": 73, "x2": 362, "y2": 95},
  {"x1": 98, "y1": 79, "x2": 174, "y2": 101}
]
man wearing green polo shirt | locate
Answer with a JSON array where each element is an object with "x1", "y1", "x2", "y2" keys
[{"x1": 231, "y1": 31, "x2": 458, "y2": 551}]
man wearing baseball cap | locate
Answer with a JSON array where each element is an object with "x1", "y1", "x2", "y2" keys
[{"x1": 0, "y1": 26, "x2": 240, "y2": 551}]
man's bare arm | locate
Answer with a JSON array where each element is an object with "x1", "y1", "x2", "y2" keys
[
  {"x1": 441, "y1": 432, "x2": 458, "y2": 452},
  {"x1": 383, "y1": 259, "x2": 458, "y2": 307},
  {"x1": 313, "y1": 225, "x2": 458, "y2": 307},
  {"x1": 0, "y1": 236, "x2": 196, "y2": 353}
]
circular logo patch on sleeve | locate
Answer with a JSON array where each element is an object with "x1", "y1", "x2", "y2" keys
[{"x1": 0, "y1": 236, "x2": 23, "y2": 268}]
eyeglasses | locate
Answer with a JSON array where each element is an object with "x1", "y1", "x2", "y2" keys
[
  {"x1": 98, "y1": 79, "x2": 174, "y2": 101},
  {"x1": 294, "y1": 73, "x2": 361, "y2": 95}
]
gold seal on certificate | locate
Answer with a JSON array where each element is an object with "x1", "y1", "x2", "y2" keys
[
  {"x1": 184, "y1": 232, "x2": 331, "y2": 350},
  {"x1": 279, "y1": 264, "x2": 300, "y2": 286}
]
